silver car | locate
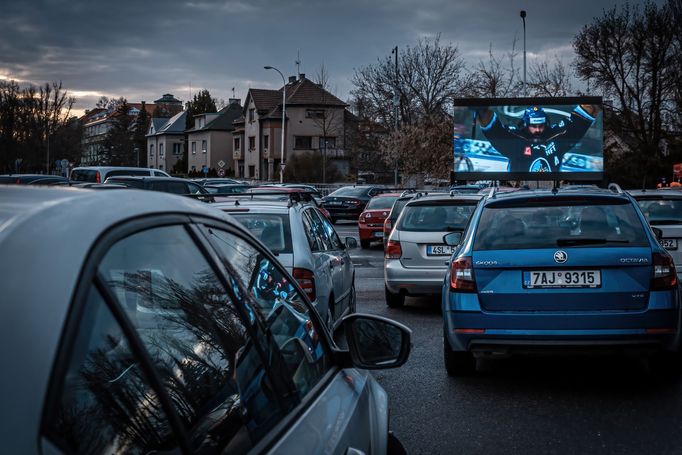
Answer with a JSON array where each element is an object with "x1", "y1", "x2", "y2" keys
[
  {"x1": 629, "y1": 189, "x2": 682, "y2": 279},
  {"x1": 0, "y1": 186, "x2": 410, "y2": 454},
  {"x1": 213, "y1": 197, "x2": 357, "y2": 330},
  {"x1": 385, "y1": 192, "x2": 482, "y2": 307}
]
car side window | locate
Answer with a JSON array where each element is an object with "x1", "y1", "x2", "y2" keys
[
  {"x1": 153, "y1": 171, "x2": 165, "y2": 176},
  {"x1": 204, "y1": 226, "x2": 332, "y2": 399},
  {"x1": 187, "y1": 182, "x2": 203, "y2": 194},
  {"x1": 97, "y1": 224, "x2": 285, "y2": 452},
  {"x1": 45, "y1": 284, "x2": 180, "y2": 453},
  {"x1": 313, "y1": 209, "x2": 344, "y2": 250},
  {"x1": 301, "y1": 210, "x2": 323, "y2": 251},
  {"x1": 305, "y1": 209, "x2": 333, "y2": 251}
]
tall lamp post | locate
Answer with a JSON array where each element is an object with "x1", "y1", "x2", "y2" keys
[
  {"x1": 520, "y1": 10, "x2": 527, "y2": 97},
  {"x1": 264, "y1": 66, "x2": 286, "y2": 183}
]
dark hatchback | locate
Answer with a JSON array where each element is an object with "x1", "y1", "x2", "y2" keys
[{"x1": 322, "y1": 185, "x2": 386, "y2": 223}]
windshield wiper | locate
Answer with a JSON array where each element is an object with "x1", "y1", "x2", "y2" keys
[{"x1": 556, "y1": 237, "x2": 630, "y2": 246}]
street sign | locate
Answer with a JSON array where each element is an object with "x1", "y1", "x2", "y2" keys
[
  {"x1": 217, "y1": 160, "x2": 225, "y2": 168},
  {"x1": 218, "y1": 168, "x2": 225, "y2": 177},
  {"x1": 279, "y1": 163, "x2": 287, "y2": 171}
]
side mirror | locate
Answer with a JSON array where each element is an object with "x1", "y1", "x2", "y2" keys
[
  {"x1": 342, "y1": 313, "x2": 411, "y2": 369},
  {"x1": 443, "y1": 232, "x2": 462, "y2": 246},
  {"x1": 345, "y1": 237, "x2": 358, "y2": 249},
  {"x1": 652, "y1": 226, "x2": 663, "y2": 241}
]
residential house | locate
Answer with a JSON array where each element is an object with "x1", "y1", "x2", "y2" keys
[
  {"x1": 186, "y1": 99, "x2": 243, "y2": 175},
  {"x1": 80, "y1": 101, "x2": 156, "y2": 166},
  {"x1": 146, "y1": 110, "x2": 188, "y2": 172},
  {"x1": 233, "y1": 74, "x2": 350, "y2": 181}
]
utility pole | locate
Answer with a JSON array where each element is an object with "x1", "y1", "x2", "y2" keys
[
  {"x1": 391, "y1": 46, "x2": 399, "y2": 186},
  {"x1": 520, "y1": 10, "x2": 527, "y2": 97}
]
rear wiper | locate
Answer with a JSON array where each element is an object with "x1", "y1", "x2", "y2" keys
[{"x1": 556, "y1": 238, "x2": 630, "y2": 246}]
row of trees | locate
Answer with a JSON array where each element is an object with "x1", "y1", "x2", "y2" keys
[
  {"x1": 0, "y1": 81, "x2": 79, "y2": 174},
  {"x1": 349, "y1": 0, "x2": 682, "y2": 187}
]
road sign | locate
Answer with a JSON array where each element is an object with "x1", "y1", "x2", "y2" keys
[
  {"x1": 279, "y1": 163, "x2": 286, "y2": 171},
  {"x1": 217, "y1": 160, "x2": 225, "y2": 168},
  {"x1": 218, "y1": 168, "x2": 225, "y2": 177}
]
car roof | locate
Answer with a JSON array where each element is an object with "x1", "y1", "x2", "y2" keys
[
  {"x1": 406, "y1": 193, "x2": 483, "y2": 204},
  {"x1": 105, "y1": 176, "x2": 191, "y2": 182},
  {"x1": 72, "y1": 166, "x2": 159, "y2": 172},
  {"x1": 628, "y1": 189, "x2": 682, "y2": 198},
  {"x1": 0, "y1": 186, "x2": 235, "y2": 446},
  {"x1": 211, "y1": 199, "x2": 292, "y2": 214},
  {"x1": 481, "y1": 187, "x2": 631, "y2": 206}
]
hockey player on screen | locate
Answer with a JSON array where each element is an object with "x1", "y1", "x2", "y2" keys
[{"x1": 476, "y1": 104, "x2": 599, "y2": 172}]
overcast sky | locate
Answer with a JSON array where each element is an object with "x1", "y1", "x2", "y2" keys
[{"x1": 0, "y1": 0, "x2": 662, "y2": 116}]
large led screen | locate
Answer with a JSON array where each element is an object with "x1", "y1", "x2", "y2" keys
[{"x1": 453, "y1": 97, "x2": 603, "y2": 180}]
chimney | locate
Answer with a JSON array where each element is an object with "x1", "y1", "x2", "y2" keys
[
  {"x1": 288, "y1": 76, "x2": 297, "y2": 84},
  {"x1": 298, "y1": 73, "x2": 305, "y2": 81},
  {"x1": 228, "y1": 98, "x2": 241, "y2": 105}
]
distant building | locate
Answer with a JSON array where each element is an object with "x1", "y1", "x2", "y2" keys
[
  {"x1": 146, "y1": 110, "x2": 188, "y2": 172},
  {"x1": 232, "y1": 74, "x2": 351, "y2": 180},
  {"x1": 186, "y1": 99, "x2": 243, "y2": 175},
  {"x1": 153, "y1": 93, "x2": 184, "y2": 118}
]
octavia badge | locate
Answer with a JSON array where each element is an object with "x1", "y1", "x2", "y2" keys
[{"x1": 554, "y1": 250, "x2": 568, "y2": 263}]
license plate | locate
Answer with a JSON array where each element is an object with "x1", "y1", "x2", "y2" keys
[
  {"x1": 660, "y1": 238, "x2": 678, "y2": 250},
  {"x1": 326, "y1": 201, "x2": 343, "y2": 206},
  {"x1": 523, "y1": 270, "x2": 601, "y2": 288},
  {"x1": 427, "y1": 244, "x2": 454, "y2": 255},
  {"x1": 373, "y1": 231, "x2": 384, "y2": 238}
]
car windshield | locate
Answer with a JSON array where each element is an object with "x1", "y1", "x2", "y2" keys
[
  {"x1": 228, "y1": 213, "x2": 292, "y2": 254},
  {"x1": 329, "y1": 187, "x2": 370, "y2": 197},
  {"x1": 474, "y1": 202, "x2": 649, "y2": 250},
  {"x1": 366, "y1": 196, "x2": 398, "y2": 210},
  {"x1": 397, "y1": 202, "x2": 477, "y2": 232},
  {"x1": 635, "y1": 198, "x2": 682, "y2": 225}
]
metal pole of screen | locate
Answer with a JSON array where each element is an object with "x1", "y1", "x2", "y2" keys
[
  {"x1": 521, "y1": 10, "x2": 527, "y2": 97},
  {"x1": 264, "y1": 66, "x2": 286, "y2": 183}
]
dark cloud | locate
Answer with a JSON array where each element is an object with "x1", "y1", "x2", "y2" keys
[{"x1": 0, "y1": 0, "x2": 662, "y2": 114}]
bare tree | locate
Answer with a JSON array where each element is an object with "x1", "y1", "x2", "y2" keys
[
  {"x1": 470, "y1": 40, "x2": 522, "y2": 97},
  {"x1": 573, "y1": 1, "x2": 678, "y2": 186},
  {"x1": 528, "y1": 57, "x2": 574, "y2": 97},
  {"x1": 312, "y1": 63, "x2": 344, "y2": 183}
]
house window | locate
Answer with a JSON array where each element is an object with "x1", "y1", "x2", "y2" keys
[
  {"x1": 248, "y1": 165, "x2": 255, "y2": 177},
  {"x1": 149, "y1": 144, "x2": 154, "y2": 157},
  {"x1": 248, "y1": 136, "x2": 255, "y2": 151},
  {"x1": 159, "y1": 143, "x2": 164, "y2": 157},
  {"x1": 319, "y1": 136, "x2": 336, "y2": 149},
  {"x1": 306, "y1": 109, "x2": 325, "y2": 119},
  {"x1": 202, "y1": 140, "x2": 207, "y2": 153},
  {"x1": 191, "y1": 142, "x2": 196, "y2": 154},
  {"x1": 294, "y1": 136, "x2": 312, "y2": 149},
  {"x1": 263, "y1": 135, "x2": 269, "y2": 149},
  {"x1": 173, "y1": 143, "x2": 181, "y2": 155},
  {"x1": 234, "y1": 137, "x2": 241, "y2": 151},
  {"x1": 249, "y1": 108, "x2": 255, "y2": 122}
]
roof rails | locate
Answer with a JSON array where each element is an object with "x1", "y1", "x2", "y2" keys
[
  {"x1": 608, "y1": 183, "x2": 624, "y2": 194},
  {"x1": 400, "y1": 189, "x2": 416, "y2": 197}
]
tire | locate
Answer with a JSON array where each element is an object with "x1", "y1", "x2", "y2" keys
[
  {"x1": 443, "y1": 334, "x2": 476, "y2": 376},
  {"x1": 360, "y1": 239, "x2": 371, "y2": 249},
  {"x1": 385, "y1": 286, "x2": 405, "y2": 308}
]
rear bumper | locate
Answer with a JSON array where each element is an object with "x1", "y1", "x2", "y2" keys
[
  {"x1": 358, "y1": 224, "x2": 384, "y2": 241},
  {"x1": 385, "y1": 259, "x2": 448, "y2": 295},
  {"x1": 324, "y1": 208, "x2": 362, "y2": 220},
  {"x1": 444, "y1": 291, "x2": 682, "y2": 354}
]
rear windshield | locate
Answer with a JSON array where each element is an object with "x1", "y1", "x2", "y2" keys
[
  {"x1": 635, "y1": 198, "x2": 682, "y2": 225},
  {"x1": 329, "y1": 187, "x2": 370, "y2": 197},
  {"x1": 70, "y1": 169, "x2": 97, "y2": 182},
  {"x1": 474, "y1": 203, "x2": 649, "y2": 250},
  {"x1": 397, "y1": 203, "x2": 477, "y2": 232},
  {"x1": 366, "y1": 196, "x2": 398, "y2": 210},
  {"x1": 229, "y1": 213, "x2": 292, "y2": 254}
]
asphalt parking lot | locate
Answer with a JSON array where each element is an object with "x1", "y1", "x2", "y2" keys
[{"x1": 334, "y1": 221, "x2": 682, "y2": 455}]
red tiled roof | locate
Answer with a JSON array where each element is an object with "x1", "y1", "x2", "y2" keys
[
  {"x1": 284, "y1": 78, "x2": 346, "y2": 107},
  {"x1": 250, "y1": 89, "x2": 281, "y2": 113}
]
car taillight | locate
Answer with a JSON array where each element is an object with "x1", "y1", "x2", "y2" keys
[
  {"x1": 450, "y1": 257, "x2": 476, "y2": 292},
  {"x1": 96, "y1": 171, "x2": 101, "y2": 183},
  {"x1": 651, "y1": 252, "x2": 677, "y2": 290},
  {"x1": 385, "y1": 240, "x2": 402, "y2": 259},
  {"x1": 293, "y1": 268, "x2": 316, "y2": 301},
  {"x1": 350, "y1": 200, "x2": 361, "y2": 206}
]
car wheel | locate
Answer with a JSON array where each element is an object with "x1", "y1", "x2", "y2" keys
[
  {"x1": 443, "y1": 334, "x2": 476, "y2": 376},
  {"x1": 385, "y1": 286, "x2": 405, "y2": 308},
  {"x1": 360, "y1": 239, "x2": 371, "y2": 249}
]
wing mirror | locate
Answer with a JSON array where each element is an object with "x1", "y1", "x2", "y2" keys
[
  {"x1": 443, "y1": 232, "x2": 462, "y2": 246},
  {"x1": 345, "y1": 237, "x2": 358, "y2": 249},
  {"x1": 341, "y1": 314, "x2": 411, "y2": 369}
]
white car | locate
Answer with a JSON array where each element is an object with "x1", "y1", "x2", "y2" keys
[{"x1": 70, "y1": 166, "x2": 170, "y2": 183}]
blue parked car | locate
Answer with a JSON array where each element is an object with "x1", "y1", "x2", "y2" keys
[{"x1": 442, "y1": 184, "x2": 680, "y2": 376}]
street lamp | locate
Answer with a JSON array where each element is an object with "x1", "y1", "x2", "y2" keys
[
  {"x1": 520, "y1": 10, "x2": 527, "y2": 97},
  {"x1": 264, "y1": 65, "x2": 286, "y2": 183}
]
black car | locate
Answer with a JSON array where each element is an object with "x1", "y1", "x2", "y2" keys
[
  {"x1": 204, "y1": 183, "x2": 252, "y2": 195},
  {"x1": 322, "y1": 185, "x2": 387, "y2": 223},
  {"x1": 0, "y1": 174, "x2": 69, "y2": 185},
  {"x1": 104, "y1": 176, "x2": 210, "y2": 198}
]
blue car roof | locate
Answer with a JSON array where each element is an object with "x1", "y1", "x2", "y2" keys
[{"x1": 482, "y1": 188, "x2": 632, "y2": 207}]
